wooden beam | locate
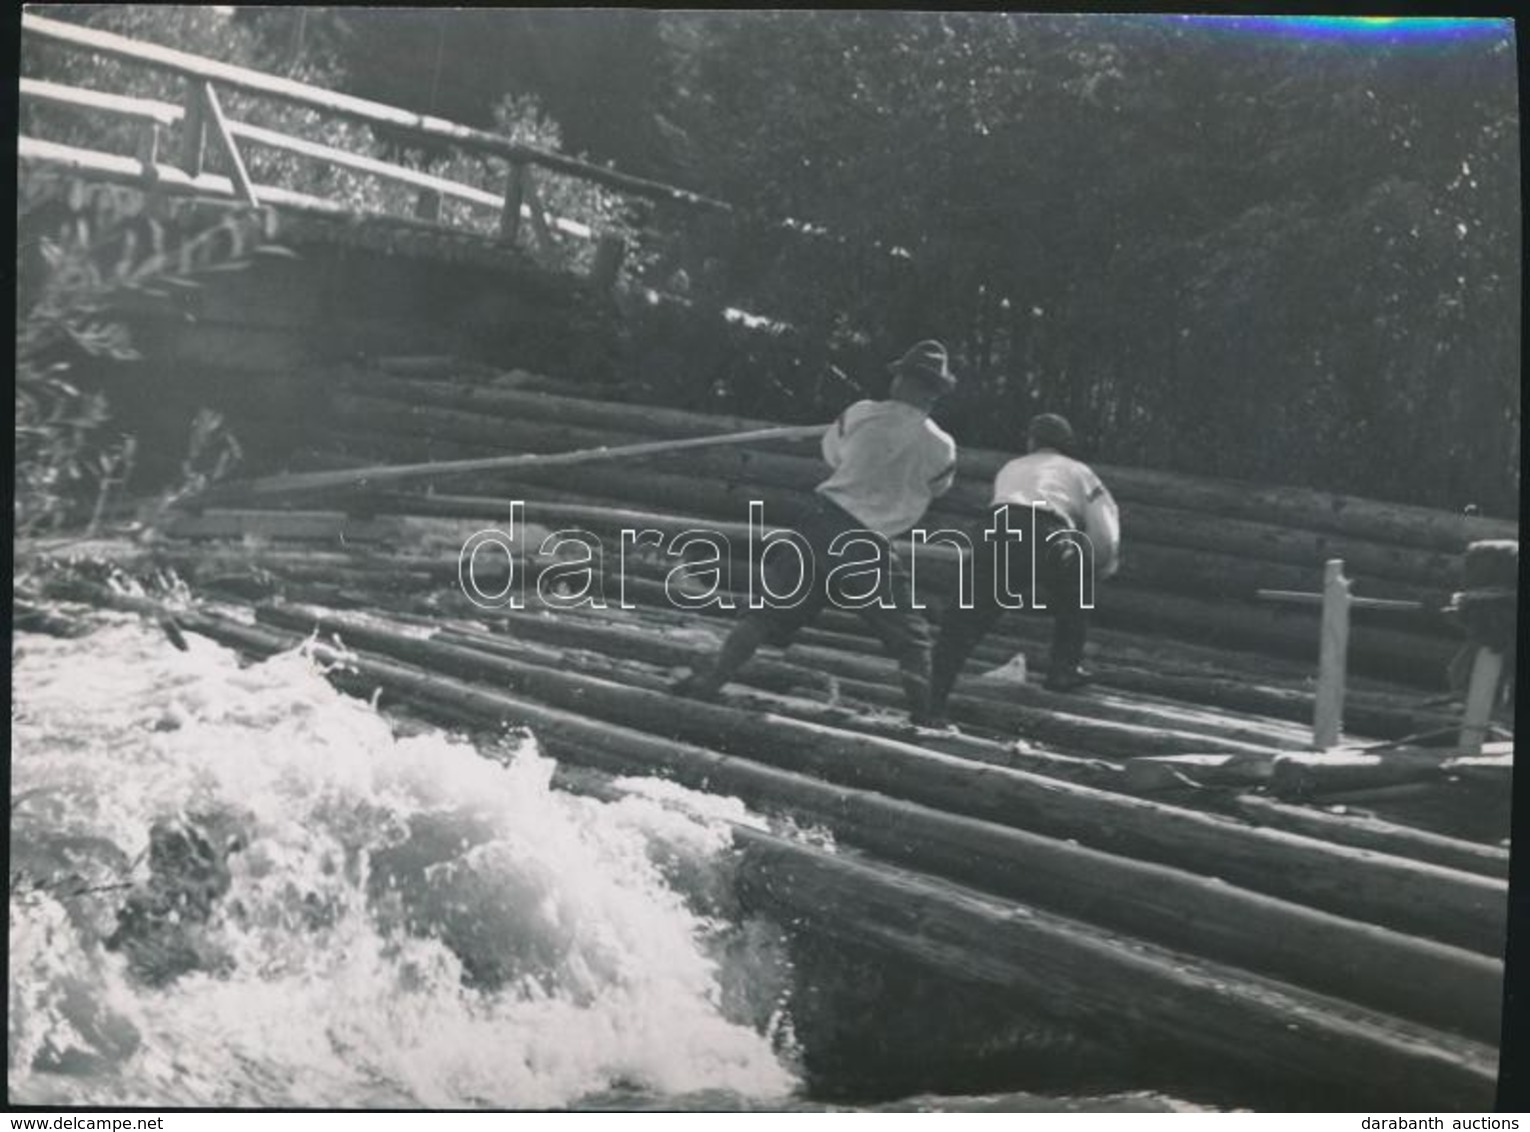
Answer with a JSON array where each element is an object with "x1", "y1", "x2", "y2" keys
[
  {"x1": 22, "y1": 12, "x2": 733, "y2": 215},
  {"x1": 136, "y1": 121, "x2": 161, "y2": 171},
  {"x1": 175, "y1": 605, "x2": 1505, "y2": 1049},
  {"x1": 1458, "y1": 648, "x2": 1505, "y2": 755},
  {"x1": 1260, "y1": 588, "x2": 1425, "y2": 613},
  {"x1": 177, "y1": 80, "x2": 206, "y2": 178},
  {"x1": 226, "y1": 122, "x2": 591, "y2": 240},
  {"x1": 522, "y1": 169, "x2": 556, "y2": 252},
  {"x1": 257, "y1": 602, "x2": 1509, "y2": 956},
  {"x1": 196, "y1": 82, "x2": 258, "y2": 206},
  {"x1": 1233, "y1": 794, "x2": 1509, "y2": 879},
  {"x1": 20, "y1": 135, "x2": 336, "y2": 213},
  {"x1": 499, "y1": 161, "x2": 526, "y2": 245},
  {"x1": 19, "y1": 74, "x2": 595, "y2": 240},
  {"x1": 232, "y1": 119, "x2": 498, "y2": 207},
  {"x1": 326, "y1": 371, "x2": 1516, "y2": 551},
  {"x1": 1314, "y1": 559, "x2": 1351, "y2": 749},
  {"x1": 19, "y1": 76, "x2": 180, "y2": 125},
  {"x1": 591, "y1": 234, "x2": 628, "y2": 292},
  {"x1": 447, "y1": 610, "x2": 1309, "y2": 759}
]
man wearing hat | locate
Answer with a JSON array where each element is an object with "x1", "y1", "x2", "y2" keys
[
  {"x1": 927, "y1": 412, "x2": 1120, "y2": 722},
  {"x1": 673, "y1": 339, "x2": 959, "y2": 725}
]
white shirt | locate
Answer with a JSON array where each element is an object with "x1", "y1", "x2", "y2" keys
[
  {"x1": 992, "y1": 449, "x2": 1121, "y2": 578},
  {"x1": 816, "y1": 400, "x2": 957, "y2": 538}
]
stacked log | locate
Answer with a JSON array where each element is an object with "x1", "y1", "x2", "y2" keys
[
  {"x1": 330, "y1": 369, "x2": 1514, "y2": 544},
  {"x1": 286, "y1": 365, "x2": 1513, "y2": 688},
  {"x1": 317, "y1": 485, "x2": 1459, "y2": 689},
  {"x1": 424, "y1": 613, "x2": 1508, "y2": 883},
  {"x1": 254, "y1": 602, "x2": 1508, "y2": 959},
  {"x1": 161, "y1": 602, "x2": 1503, "y2": 1068},
  {"x1": 148, "y1": 497, "x2": 1465, "y2": 744}
]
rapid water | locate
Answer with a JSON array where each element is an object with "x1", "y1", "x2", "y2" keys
[
  {"x1": 10, "y1": 615, "x2": 1204, "y2": 1113},
  {"x1": 9, "y1": 617, "x2": 799, "y2": 1108}
]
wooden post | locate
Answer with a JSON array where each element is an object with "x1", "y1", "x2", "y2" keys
[
  {"x1": 178, "y1": 80, "x2": 206, "y2": 177},
  {"x1": 414, "y1": 187, "x2": 442, "y2": 223},
  {"x1": 499, "y1": 161, "x2": 526, "y2": 244},
  {"x1": 523, "y1": 172, "x2": 556, "y2": 252},
  {"x1": 197, "y1": 81, "x2": 258, "y2": 205},
  {"x1": 591, "y1": 234, "x2": 627, "y2": 293},
  {"x1": 137, "y1": 120, "x2": 161, "y2": 170},
  {"x1": 1313, "y1": 559, "x2": 1351, "y2": 750},
  {"x1": 1458, "y1": 648, "x2": 1504, "y2": 756}
]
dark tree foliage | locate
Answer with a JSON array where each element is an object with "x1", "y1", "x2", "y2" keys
[
  {"x1": 293, "y1": 7, "x2": 680, "y2": 177},
  {"x1": 650, "y1": 13, "x2": 1519, "y2": 516},
  {"x1": 23, "y1": 10, "x2": 1518, "y2": 514}
]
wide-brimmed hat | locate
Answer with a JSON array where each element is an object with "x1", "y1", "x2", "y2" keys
[
  {"x1": 888, "y1": 339, "x2": 957, "y2": 390},
  {"x1": 1028, "y1": 413, "x2": 1076, "y2": 453}
]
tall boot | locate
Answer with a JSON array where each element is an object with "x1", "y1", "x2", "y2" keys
[
  {"x1": 1044, "y1": 605, "x2": 1091, "y2": 692},
  {"x1": 901, "y1": 664, "x2": 936, "y2": 726},
  {"x1": 673, "y1": 617, "x2": 772, "y2": 699}
]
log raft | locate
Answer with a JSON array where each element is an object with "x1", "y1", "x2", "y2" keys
[
  {"x1": 36, "y1": 358, "x2": 1514, "y2": 1107},
  {"x1": 92, "y1": 603, "x2": 1488, "y2": 1108}
]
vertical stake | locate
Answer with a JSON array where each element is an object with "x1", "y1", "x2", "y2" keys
[
  {"x1": 500, "y1": 161, "x2": 526, "y2": 245},
  {"x1": 415, "y1": 188, "x2": 442, "y2": 223},
  {"x1": 1458, "y1": 648, "x2": 1504, "y2": 755},
  {"x1": 138, "y1": 121, "x2": 161, "y2": 169},
  {"x1": 178, "y1": 83, "x2": 206, "y2": 178},
  {"x1": 1313, "y1": 558, "x2": 1351, "y2": 750},
  {"x1": 591, "y1": 234, "x2": 628, "y2": 293}
]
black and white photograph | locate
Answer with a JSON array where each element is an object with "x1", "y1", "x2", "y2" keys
[{"x1": 10, "y1": 6, "x2": 1523, "y2": 1117}]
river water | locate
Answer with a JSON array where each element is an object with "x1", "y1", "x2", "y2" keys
[{"x1": 9, "y1": 616, "x2": 1197, "y2": 1112}]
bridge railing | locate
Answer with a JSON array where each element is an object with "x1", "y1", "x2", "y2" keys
[{"x1": 19, "y1": 11, "x2": 740, "y2": 277}]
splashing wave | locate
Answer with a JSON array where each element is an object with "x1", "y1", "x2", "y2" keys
[{"x1": 10, "y1": 619, "x2": 797, "y2": 1108}]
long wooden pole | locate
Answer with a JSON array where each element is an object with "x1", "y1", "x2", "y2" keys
[{"x1": 217, "y1": 423, "x2": 830, "y2": 500}]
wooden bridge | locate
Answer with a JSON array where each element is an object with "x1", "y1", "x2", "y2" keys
[{"x1": 18, "y1": 14, "x2": 1517, "y2": 1110}]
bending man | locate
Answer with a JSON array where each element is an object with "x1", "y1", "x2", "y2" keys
[
  {"x1": 928, "y1": 412, "x2": 1120, "y2": 723},
  {"x1": 673, "y1": 339, "x2": 959, "y2": 725}
]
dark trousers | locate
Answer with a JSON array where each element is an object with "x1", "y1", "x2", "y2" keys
[
  {"x1": 738, "y1": 497, "x2": 933, "y2": 714},
  {"x1": 930, "y1": 503, "x2": 1091, "y2": 710}
]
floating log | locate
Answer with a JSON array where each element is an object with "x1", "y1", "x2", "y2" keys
[
  {"x1": 1270, "y1": 748, "x2": 1515, "y2": 800},
  {"x1": 731, "y1": 831, "x2": 1494, "y2": 1112},
  {"x1": 1075, "y1": 664, "x2": 1459, "y2": 744},
  {"x1": 325, "y1": 436, "x2": 1447, "y2": 607},
  {"x1": 325, "y1": 421, "x2": 1469, "y2": 608},
  {"x1": 332, "y1": 372, "x2": 1515, "y2": 551},
  {"x1": 162, "y1": 508, "x2": 407, "y2": 542},
  {"x1": 255, "y1": 602, "x2": 1507, "y2": 954},
  {"x1": 415, "y1": 526, "x2": 1454, "y2": 744},
  {"x1": 357, "y1": 488, "x2": 1456, "y2": 687},
  {"x1": 178, "y1": 497, "x2": 1444, "y2": 743},
  {"x1": 175, "y1": 606, "x2": 1504, "y2": 1048},
  {"x1": 282, "y1": 417, "x2": 1466, "y2": 672},
  {"x1": 180, "y1": 607, "x2": 1501, "y2": 1104},
  {"x1": 328, "y1": 403, "x2": 1466, "y2": 594},
  {"x1": 1121, "y1": 502, "x2": 1465, "y2": 589},
  {"x1": 449, "y1": 610, "x2": 1309, "y2": 758},
  {"x1": 1232, "y1": 795, "x2": 1509, "y2": 879},
  {"x1": 1122, "y1": 754, "x2": 1276, "y2": 792}
]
